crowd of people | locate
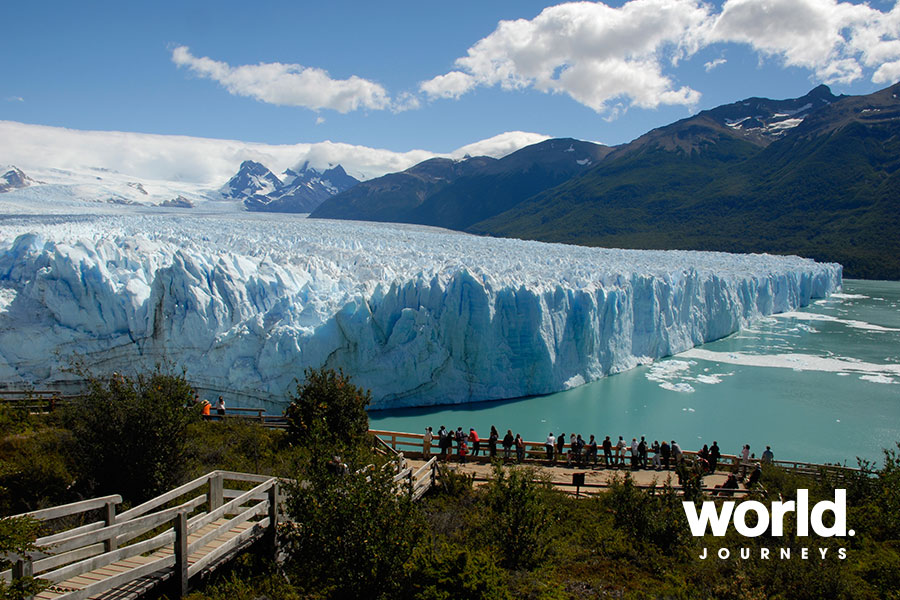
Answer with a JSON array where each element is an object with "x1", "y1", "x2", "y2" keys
[{"x1": 421, "y1": 425, "x2": 773, "y2": 479}]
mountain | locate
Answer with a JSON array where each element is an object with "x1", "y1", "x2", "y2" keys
[
  {"x1": 0, "y1": 166, "x2": 37, "y2": 193},
  {"x1": 221, "y1": 160, "x2": 359, "y2": 213},
  {"x1": 467, "y1": 83, "x2": 900, "y2": 279},
  {"x1": 310, "y1": 139, "x2": 610, "y2": 227}
]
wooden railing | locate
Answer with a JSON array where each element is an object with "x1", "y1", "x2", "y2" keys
[
  {"x1": 367, "y1": 429, "x2": 862, "y2": 479},
  {"x1": 1, "y1": 470, "x2": 280, "y2": 599}
]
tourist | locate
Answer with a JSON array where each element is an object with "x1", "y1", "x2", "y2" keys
[
  {"x1": 740, "y1": 444, "x2": 752, "y2": 477},
  {"x1": 515, "y1": 433, "x2": 526, "y2": 463},
  {"x1": 469, "y1": 428, "x2": 481, "y2": 457},
  {"x1": 660, "y1": 440, "x2": 671, "y2": 470},
  {"x1": 638, "y1": 436, "x2": 648, "y2": 469},
  {"x1": 546, "y1": 432, "x2": 556, "y2": 462},
  {"x1": 557, "y1": 432, "x2": 566, "y2": 461},
  {"x1": 568, "y1": 433, "x2": 577, "y2": 466},
  {"x1": 489, "y1": 426, "x2": 499, "y2": 458},
  {"x1": 671, "y1": 440, "x2": 683, "y2": 466},
  {"x1": 602, "y1": 436, "x2": 613, "y2": 467},
  {"x1": 423, "y1": 426, "x2": 433, "y2": 458},
  {"x1": 709, "y1": 441, "x2": 721, "y2": 472},
  {"x1": 630, "y1": 438, "x2": 639, "y2": 470},
  {"x1": 762, "y1": 445, "x2": 774, "y2": 464},
  {"x1": 651, "y1": 440, "x2": 661, "y2": 469},
  {"x1": 616, "y1": 436, "x2": 627, "y2": 466},
  {"x1": 573, "y1": 434, "x2": 584, "y2": 466},
  {"x1": 698, "y1": 444, "x2": 710, "y2": 473},
  {"x1": 458, "y1": 438, "x2": 469, "y2": 463},
  {"x1": 748, "y1": 463, "x2": 762, "y2": 487},
  {"x1": 503, "y1": 429, "x2": 514, "y2": 460},
  {"x1": 200, "y1": 399, "x2": 211, "y2": 418},
  {"x1": 586, "y1": 434, "x2": 598, "y2": 465},
  {"x1": 437, "y1": 425, "x2": 448, "y2": 459},
  {"x1": 216, "y1": 396, "x2": 226, "y2": 418},
  {"x1": 326, "y1": 455, "x2": 348, "y2": 475},
  {"x1": 716, "y1": 473, "x2": 740, "y2": 497}
]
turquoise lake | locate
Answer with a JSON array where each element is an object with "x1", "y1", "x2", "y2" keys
[{"x1": 369, "y1": 279, "x2": 900, "y2": 466}]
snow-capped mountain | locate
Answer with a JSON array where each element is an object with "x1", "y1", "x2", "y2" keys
[
  {"x1": 222, "y1": 160, "x2": 359, "y2": 213},
  {"x1": 0, "y1": 166, "x2": 37, "y2": 193},
  {"x1": 219, "y1": 160, "x2": 283, "y2": 201},
  {"x1": 705, "y1": 84, "x2": 838, "y2": 143}
]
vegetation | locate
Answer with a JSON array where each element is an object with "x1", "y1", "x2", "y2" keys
[
  {"x1": 284, "y1": 367, "x2": 371, "y2": 454},
  {"x1": 469, "y1": 108, "x2": 900, "y2": 280},
  {"x1": 65, "y1": 369, "x2": 200, "y2": 504},
  {"x1": 2, "y1": 369, "x2": 900, "y2": 599},
  {"x1": 0, "y1": 516, "x2": 46, "y2": 599}
]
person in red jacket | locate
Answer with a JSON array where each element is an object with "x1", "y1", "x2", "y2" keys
[{"x1": 468, "y1": 428, "x2": 480, "y2": 457}]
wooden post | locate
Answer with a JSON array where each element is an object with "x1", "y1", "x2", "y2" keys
[
  {"x1": 13, "y1": 556, "x2": 34, "y2": 600},
  {"x1": 104, "y1": 499, "x2": 118, "y2": 552},
  {"x1": 267, "y1": 482, "x2": 279, "y2": 559},
  {"x1": 174, "y1": 511, "x2": 189, "y2": 598},
  {"x1": 408, "y1": 468, "x2": 414, "y2": 499},
  {"x1": 209, "y1": 472, "x2": 223, "y2": 511}
]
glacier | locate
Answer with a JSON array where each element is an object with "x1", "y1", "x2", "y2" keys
[{"x1": 0, "y1": 213, "x2": 841, "y2": 409}]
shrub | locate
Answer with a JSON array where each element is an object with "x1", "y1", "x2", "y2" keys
[
  {"x1": 0, "y1": 516, "x2": 47, "y2": 600},
  {"x1": 281, "y1": 459, "x2": 424, "y2": 599},
  {"x1": 284, "y1": 367, "x2": 371, "y2": 456},
  {"x1": 403, "y1": 546, "x2": 512, "y2": 600},
  {"x1": 66, "y1": 370, "x2": 198, "y2": 503},
  {"x1": 481, "y1": 465, "x2": 553, "y2": 570}
]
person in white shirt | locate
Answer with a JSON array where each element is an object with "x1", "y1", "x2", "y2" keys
[
  {"x1": 616, "y1": 436, "x2": 627, "y2": 466},
  {"x1": 423, "y1": 426, "x2": 433, "y2": 458},
  {"x1": 630, "y1": 438, "x2": 639, "y2": 470},
  {"x1": 545, "y1": 433, "x2": 556, "y2": 462}
]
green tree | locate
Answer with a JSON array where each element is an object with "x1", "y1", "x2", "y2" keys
[
  {"x1": 284, "y1": 367, "x2": 371, "y2": 453},
  {"x1": 281, "y1": 460, "x2": 424, "y2": 599},
  {"x1": 0, "y1": 516, "x2": 47, "y2": 600},
  {"x1": 66, "y1": 369, "x2": 198, "y2": 503},
  {"x1": 481, "y1": 465, "x2": 553, "y2": 570}
]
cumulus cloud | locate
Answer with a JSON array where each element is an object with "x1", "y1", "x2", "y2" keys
[
  {"x1": 172, "y1": 46, "x2": 392, "y2": 113},
  {"x1": 421, "y1": 0, "x2": 710, "y2": 113},
  {"x1": 6, "y1": 96, "x2": 24, "y2": 102},
  {"x1": 423, "y1": 0, "x2": 900, "y2": 114},
  {"x1": 0, "y1": 121, "x2": 546, "y2": 184}
]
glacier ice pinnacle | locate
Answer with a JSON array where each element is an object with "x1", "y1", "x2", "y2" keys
[{"x1": 0, "y1": 214, "x2": 841, "y2": 408}]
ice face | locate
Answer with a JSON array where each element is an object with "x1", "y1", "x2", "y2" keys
[{"x1": 0, "y1": 214, "x2": 841, "y2": 408}]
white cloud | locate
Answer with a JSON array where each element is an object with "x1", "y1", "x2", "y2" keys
[
  {"x1": 6, "y1": 96, "x2": 24, "y2": 102},
  {"x1": 704, "y1": 57, "x2": 727, "y2": 72},
  {"x1": 708, "y1": 0, "x2": 892, "y2": 85},
  {"x1": 420, "y1": 71, "x2": 478, "y2": 99},
  {"x1": 425, "y1": 0, "x2": 900, "y2": 114},
  {"x1": 172, "y1": 46, "x2": 392, "y2": 113},
  {"x1": 315, "y1": 116, "x2": 326, "y2": 125},
  {"x1": 450, "y1": 131, "x2": 551, "y2": 158},
  {"x1": 0, "y1": 121, "x2": 547, "y2": 184},
  {"x1": 423, "y1": 0, "x2": 710, "y2": 114}
]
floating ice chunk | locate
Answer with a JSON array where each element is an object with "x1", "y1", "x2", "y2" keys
[{"x1": 775, "y1": 311, "x2": 900, "y2": 332}]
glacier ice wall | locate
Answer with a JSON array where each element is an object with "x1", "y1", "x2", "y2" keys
[{"x1": 0, "y1": 214, "x2": 841, "y2": 408}]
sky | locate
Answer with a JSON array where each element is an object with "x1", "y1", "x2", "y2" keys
[{"x1": 2, "y1": 0, "x2": 899, "y2": 181}]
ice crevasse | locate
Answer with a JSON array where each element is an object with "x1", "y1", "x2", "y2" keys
[{"x1": 0, "y1": 215, "x2": 841, "y2": 408}]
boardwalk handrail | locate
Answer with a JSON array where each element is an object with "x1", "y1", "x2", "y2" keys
[{"x1": 367, "y1": 429, "x2": 863, "y2": 478}]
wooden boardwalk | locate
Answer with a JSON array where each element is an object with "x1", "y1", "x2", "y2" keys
[
  {"x1": 3, "y1": 471, "x2": 281, "y2": 600},
  {"x1": 3, "y1": 456, "x2": 439, "y2": 600}
]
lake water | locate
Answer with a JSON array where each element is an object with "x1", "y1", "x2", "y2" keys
[{"x1": 370, "y1": 279, "x2": 900, "y2": 466}]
